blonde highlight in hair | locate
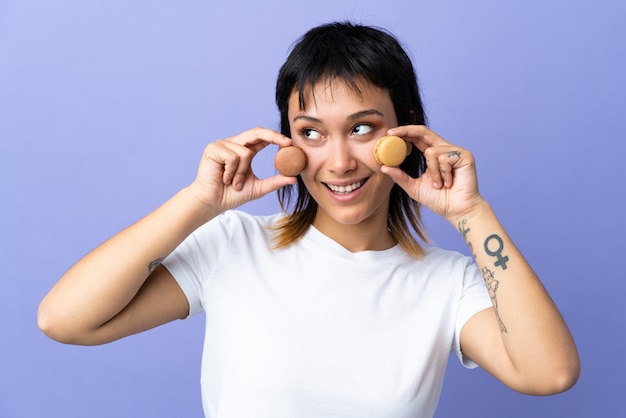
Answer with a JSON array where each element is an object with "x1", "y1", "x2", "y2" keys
[
  {"x1": 271, "y1": 178, "x2": 428, "y2": 259},
  {"x1": 269, "y1": 178, "x2": 316, "y2": 248},
  {"x1": 387, "y1": 184, "x2": 428, "y2": 258}
]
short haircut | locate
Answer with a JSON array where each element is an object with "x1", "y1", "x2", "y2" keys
[{"x1": 273, "y1": 21, "x2": 428, "y2": 257}]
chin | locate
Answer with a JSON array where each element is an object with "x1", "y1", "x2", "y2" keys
[{"x1": 326, "y1": 207, "x2": 383, "y2": 227}]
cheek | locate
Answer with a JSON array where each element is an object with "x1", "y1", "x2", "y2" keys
[
  {"x1": 298, "y1": 155, "x2": 322, "y2": 190},
  {"x1": 297, "y1": 146, "x2": 325, "y2": 169},
  {"x1": 362, "y1": 145, "x2": 380, "y2": 165},
  {"x1": 353, "y1": 143, "x2": 383, "y2": 171}
]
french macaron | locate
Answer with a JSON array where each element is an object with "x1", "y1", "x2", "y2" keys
[
  {"x1": 374, "y1": 135, "x2": 409, "y2": 167},
  {"x1": 274, "y1": 145, "x2": 307, "y2": 176}
]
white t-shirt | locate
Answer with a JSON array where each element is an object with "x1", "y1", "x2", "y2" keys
[{"x1": 163, "y1": 210, "x2": 491, "y2": 418}]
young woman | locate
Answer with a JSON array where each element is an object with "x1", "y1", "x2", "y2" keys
[{"x1": 39, "y1": 22, "x2": 579, "y2": 417}]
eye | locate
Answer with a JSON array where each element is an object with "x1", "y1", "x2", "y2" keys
[
  {"x1": 302, "y1": 128, "x2": 322, "y2": 140},
  {"x1": 353, "y1": 123, "x2": 374, "y2": 135}
]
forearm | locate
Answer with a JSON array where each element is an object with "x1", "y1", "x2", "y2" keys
[
  {"x1": 454, "y1": 200, "x2": 579, "y2": 390},
  {"x1": 38, "y1": 186, "x2": 215, "y2": 341}
]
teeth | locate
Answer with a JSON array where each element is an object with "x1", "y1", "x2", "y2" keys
[{"x1": 327, "y1": 181, "x2": 363, "y2": 194}]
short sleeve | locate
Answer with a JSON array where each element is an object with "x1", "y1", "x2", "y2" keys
[
  {"x1": 162, "y1": 212, "x2": 235, "y2": 317},
  {"x1": 452, "y1": 258, "x2": 492, "y2": 368}
]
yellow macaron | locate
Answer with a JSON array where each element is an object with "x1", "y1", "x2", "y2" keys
[{"x1": 374, "y1": 135, "x2": 408, "y2": 167}]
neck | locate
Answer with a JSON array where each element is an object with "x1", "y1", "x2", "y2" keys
[{"x1": 313, "y1": 217, "x2": 396, "y2": 252}]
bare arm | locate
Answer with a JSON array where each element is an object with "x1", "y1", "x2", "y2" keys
[
  {"x1": 38, "y1": 187, "x2": 210, "y2": 345},
  {"x1": 383, "y1": 125, "x2": 580, "y2": 394},
  {"x1": 455, "y1": 202, "x2": 579, "y2": 394},
  {"x1": 38, "y1": 128, "x2": 296, "y2": 345}
]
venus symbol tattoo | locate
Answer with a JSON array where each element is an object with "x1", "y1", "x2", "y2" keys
[
  {"x1": 482, "y1": 266, "x2": 507, "y2": 333},
  {"x1": 484, "y1": 234, "x2": 509, "y2": 270}
]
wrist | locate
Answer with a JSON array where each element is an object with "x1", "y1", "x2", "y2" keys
[
  {"x1": 447, "y1": 198, "x2": 493, "y2": 228},
  {"x1": 174, "y1": 186, "x2": 222, "y2": 229}
]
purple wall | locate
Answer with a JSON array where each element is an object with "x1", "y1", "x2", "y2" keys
[{"x1": 1, "y1": 1, "x2": 624, "y2": 416}]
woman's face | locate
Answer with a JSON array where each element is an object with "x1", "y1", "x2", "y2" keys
[{"x1": 288, "y1": 78, "x2": 398, "y2": 243}]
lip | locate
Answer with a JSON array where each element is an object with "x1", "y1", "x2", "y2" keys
[{"x1": 322, "y1": 177, "x2": 369, "y2": 201}]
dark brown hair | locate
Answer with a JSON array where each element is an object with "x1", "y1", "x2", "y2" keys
[{"x1": 273, "y1": 22, "x2": 428, "y2": 257}]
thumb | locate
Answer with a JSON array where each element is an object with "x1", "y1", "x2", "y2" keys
[
  {"x1": 381, "y1": 165, "x2": 428, "y2": 204},
  {"x1": 256, "y1": 174, "x2": 298, "y2": 197},
  {"x1": 381, "y1": 165, "x2": 415, "y2": 192}
]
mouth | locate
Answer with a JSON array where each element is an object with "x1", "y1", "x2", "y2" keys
[{"x1": 324, "y1": 178, "x2": 368, "y2": 194}]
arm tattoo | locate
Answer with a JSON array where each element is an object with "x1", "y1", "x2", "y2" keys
[
  {"x1": 457, "y1": 219, "x2": 476, "y2": 258},
  {"x1": 148, "y1": 257, "x2": 165, "y2": 274},
  {"x1": 484, "y1": 234, "x2": 509, "y2": 270},
  {"x1": 482, "y1": 266, "x2": 508, "y2": 333}
]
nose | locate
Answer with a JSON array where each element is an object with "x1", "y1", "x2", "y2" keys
[{"x1": 326, "y1": 138, "x2": 357, "y2": 174}]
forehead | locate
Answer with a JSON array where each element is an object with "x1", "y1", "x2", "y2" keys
[{"x1": 288, "y1": 77, "x2": 392, "y2": 115}]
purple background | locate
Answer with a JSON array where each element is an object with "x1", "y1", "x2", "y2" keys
[{"x1": 1, "y1": 1, "x2": 625, "y2": 417}]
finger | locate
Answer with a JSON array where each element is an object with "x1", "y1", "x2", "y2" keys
[
  {"x1": 256, "y1": 173, "x2": 298, "y2": 196},
  {"x1": 210, "y1": 128, "x2": 293, "y2": 191},
  {"x1": 227, "y1": 146, "x2": 255, "y2": 190},
  {"x1": 422, "y1": 146, "x2": 445, "y2": 189},
  {"x1": 380, "y1": 165, "x2": 425, "y2": 202},
  {"x1": 226, "y1": 129, "x2": 293, "y2": 190},
  {"x1": 381, "y1": 165, "x2": 413, "y2": 190},
  {"x1": 209, "y1": 140, "x2": 254, "y2": 189},
  {"x1": 232, "y1": 127, "x2": 293, "y2": 149},
  {"x1": 437, "y1": 150, "x2": 462, "y2": 187}
]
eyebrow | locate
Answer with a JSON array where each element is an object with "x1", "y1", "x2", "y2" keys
[{"x1": 292, "y1": 109, "x2": 385, "y2": 123}]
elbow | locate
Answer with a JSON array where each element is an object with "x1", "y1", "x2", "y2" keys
[
  {"x1": 37, "y1": 300, "x2": 92, "y2": 345},
  {"x1": 530, "y1": 370, "x2": 580, "y2": 396},
  {"x1": 544, "y1": 360, "x2": 580, "y2": 395},
  {"x1": 519, "y1": 357, "x2": 581, "y2": 396},
  {"x1": 37, "y1": 301, "x2": 70, "y2": 343},
  {"x1": 543, "y1": 349, "x2": 581, "y2": 395}
]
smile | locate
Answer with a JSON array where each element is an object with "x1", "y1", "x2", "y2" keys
[{"x1": 325, "y1": 179, "x2": 366, "y2": 194}]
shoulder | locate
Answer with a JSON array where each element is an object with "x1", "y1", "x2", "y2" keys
[
  {"x1": 221, "y1": 210, "x2": 283, "y2": 226},
  {"x1": 196, "y1": 210, "x2": 283, "y2": 236},
  {"x1": 186, "y1": 210, "x2": 286, "y2": 252},
  {"x1": 413, "y1": 246, "x2": 483, "y2": 296},
  {"x1": 420, "y1": 246, "x2": 475, "y2": 271},
  {"x1": 226, "y1": 210, "x2": 284, "y2": 228}
]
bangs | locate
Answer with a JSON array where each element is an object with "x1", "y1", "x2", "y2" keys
[{"x1": 277, "y1": 22, "x2": 397, "y2": 115}]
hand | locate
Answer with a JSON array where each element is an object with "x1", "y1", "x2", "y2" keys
[
  {"x1": 189, "y1": 127, "x2": 297, "y2": 214},
  {"x1": 381, "y1": 125, "x2": 485, "y2": 222}
]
